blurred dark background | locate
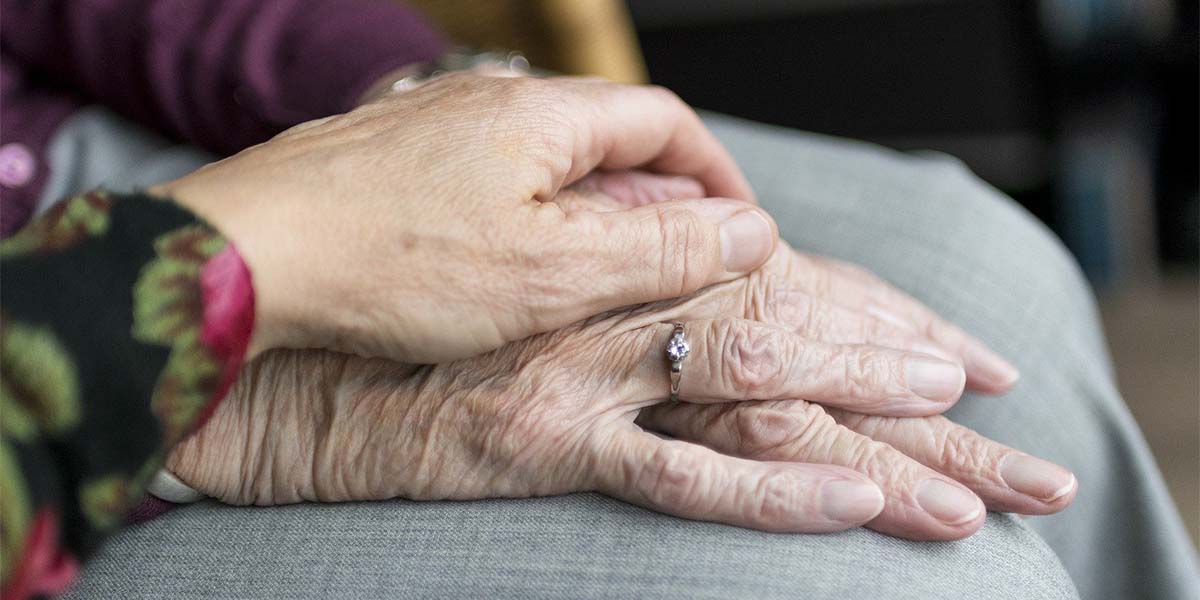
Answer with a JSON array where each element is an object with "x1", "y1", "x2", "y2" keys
[{"x1": 630, "y1": 0, "x2": 1197, "y2": 285}]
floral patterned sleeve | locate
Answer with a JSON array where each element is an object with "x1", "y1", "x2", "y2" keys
[{"x1": 0, "y1": 190, "x2": 255, "y2": 599}]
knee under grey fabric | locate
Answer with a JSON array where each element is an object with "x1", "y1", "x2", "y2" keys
[
  {"x1": 49, "y1": 107, "x2": 1195, "y2": 599},
  {"x1": 701, "y1": 112, "x2": 1199, "y2": 600},
  {"x1": 68, "y1": 496, "x2": 1075, "y2": 600}
]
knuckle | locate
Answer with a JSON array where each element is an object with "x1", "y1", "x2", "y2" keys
[
  {"x1": 937, "y1": 427, "x2": 990, "y2": 476},
  {"x1": 819, "y1": 412, "x2": 928, "y2": 486},
  {"x1": 478, "y1": 81, "x2": 573, "y2": 165},
  {"x1": 839, "y1": 347, "x2": 901, "y2": 399},
  {"x1": 712, "y1": 321, "x2": 785, "y2": 398},
  {"x1": 844, "y1": 435, "x2": 891, "y2": 472},
  {"x1": 825, "y1": 428, "x2": 899, "y2": 484},
  {"x1": 751, "y1": 471, "x2": 798, "y2": 524},
  {"x1": 656, "y1": 208, "x2": 709, "y2": 296},
  {"x1": 730, "y1": 405, "x2": 806, "y2": 458},
  {"x1": 791, "y1": 405, "x2": 851, "y2": 459},
  {"x1": 517, "y1": 110, "x2": 573, "y2": 162},
  {"x1": 641, "y1": 442, "x2": 705, "y2": 510},
  {"x1": 743, "y1": 272, "x2": 777, "y2": 321},
  {"x1": 645, "y1": 84, "x2": 685, "y2": 107},
  {"x1": 640, "y1": 84, "x2": 705, "y2": 130},
  {"x1": 748, "y1": 275, "x2": 814, "y2": 329}
]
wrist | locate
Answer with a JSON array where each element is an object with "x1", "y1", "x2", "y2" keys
[
  {"x1": 166, "y1": 349, "x2": 350, "y2": 505},
  {"x1": 147, "y1": 180, "x2": 280, "y2": 360}
]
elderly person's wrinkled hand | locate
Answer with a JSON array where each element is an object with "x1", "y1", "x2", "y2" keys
[
  {"x1": 560, "y1": 171, "x2": 1023, "y2": 395},
  {"x1": 168, "y1": 238, "x2": 1074, "y2": 542},
  {"x1": 153, "y1": 74, "x2": 773, "y2": 363}
]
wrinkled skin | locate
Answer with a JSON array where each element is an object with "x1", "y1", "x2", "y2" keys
[
  {"x1": 154, "y1": 74, "x2": 781, "y2": 364},
  {"x1": 164, "y1": 75, "x2": 1071, "y2": 542},
  {"x1": 171, "y1": 244, "x2": 1076, "y2": 542}
]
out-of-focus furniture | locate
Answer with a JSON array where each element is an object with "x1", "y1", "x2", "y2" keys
[
  {"x1": 628, "y1": 0, "x2": 1198, "y2": 286},
  {"x1": 402, "y1": 0, "x2": 647, "y2": 83}
]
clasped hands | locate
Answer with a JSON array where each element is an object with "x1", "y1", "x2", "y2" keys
[{"x1": 158, "y1": 74, "x2": 1076, "y2": 542}]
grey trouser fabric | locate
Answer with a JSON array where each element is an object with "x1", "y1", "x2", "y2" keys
[{"x1": 50, "y1": 107, "x2": 1196, "y2": 599}]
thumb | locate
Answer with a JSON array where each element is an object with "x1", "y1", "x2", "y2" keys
[{"x1": 563, "y1": 197, "x2": 778, "y2": 306}]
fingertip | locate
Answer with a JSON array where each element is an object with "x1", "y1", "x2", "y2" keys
[
  {"x1": 718, "y1": 207, "x2": 777, "y2": 273},
  {"x1": 1050, "y1": 474, "x2": 1078, "y2": 504},
  {"x1": 820, "y1": 477, "x2": 886, "y2": 525},
  {"x1": 968, "y1": 471, "x2": 1077, "y2": 518},
  {"x1": 872, "y1": 480, "x2": 987, "y2": 541},
  {"x1": 1017, "y1": 473, "x2": 1078, "y2": 515},
  {"x1": 926, "y1": 511, "x2": 988, "y2": 541},
  {"x1": 914, "y1": 478, "x2": 986, "y2": 529},
  {"x1": 999, "y1": 453, "x2": 1078, "y2": 507},
  {"x1": 904, "y1": 355, "x2": 967, "y2": 409},
  {"x1": 966, "y1": 370, "x2": 1020, "y2": 395},
  {"x1": 964, "y1": 341, "x2": 1021, "y2": 391}
]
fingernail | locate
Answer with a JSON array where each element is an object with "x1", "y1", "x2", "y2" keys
[
  {"x1": 1000, "y1": 454, "x2": 1076, "y2": 502},
  {"x1": 964, "y1": 341, "x2": 1020, "y2": 387},
  {"x1": 719, "y1": 210, "x2": 774, "y2": 272},
  {"x1": 905, "y1": 356, "x2": 966, "y2": 402},
  {"x1": 915, "y1": 479, "x2": 983, "y2": 525},
  {"x1": 820, "y1": 479, "x2": 885, "y2": 523}
]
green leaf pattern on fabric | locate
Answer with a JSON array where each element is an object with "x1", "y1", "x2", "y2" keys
[
  {"x1": 0, "y1": 191, "x2": 112, "y2": 257},
  {"x1": 78, "y1": 455, "x2": 166, "y2": 534},
  {"x1": 78, "y1": 475, "x2": 132, "y2": 532},
  {"x1": 2, "y1": 191, "x2": 249, "y2": 593},
  {"x1": 132, "y1": 225, "x2": 228, "y2": 446},
  {"x1": 0, "y1": 443, "x2": 31, "y2": 584},
  {"x1": 0, "y1": 322, "x2": 81, "y2": 437},
  {"x1": 0, "y1": 380, "x2": 39, "y2": 442}
]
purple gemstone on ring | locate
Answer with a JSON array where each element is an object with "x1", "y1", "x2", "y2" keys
[{"x1": 666, "y1": 334, "x2": 690, "y2": 362}]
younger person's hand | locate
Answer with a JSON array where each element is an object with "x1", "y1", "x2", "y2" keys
[{"x1": 154, "y1": 75, "x2": 770, "y2": 363}]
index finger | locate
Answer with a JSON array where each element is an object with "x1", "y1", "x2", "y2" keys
[
  {"x1": 794, "y1": 253, "x2": 1020, "y2": 392},
  {"x1": 552, "y1": 78, "x2": 756, "y2": 204}
]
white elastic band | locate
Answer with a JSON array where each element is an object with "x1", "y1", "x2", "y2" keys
[{"x1": 146, "y1": 469, "x2": 206, "y2": 504}]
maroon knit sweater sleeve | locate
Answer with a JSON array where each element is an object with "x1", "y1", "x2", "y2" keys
[{"x1": 0, "y1": 0, "x2": 448, "y2": 155}]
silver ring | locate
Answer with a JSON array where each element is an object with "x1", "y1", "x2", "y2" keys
[{"x1": 665, "y1": 323, "x2": 690, "y2": 402}]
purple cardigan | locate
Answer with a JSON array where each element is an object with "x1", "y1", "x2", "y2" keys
[{"x1": 0, "y1": 0, "x2": 448, "y2": 236}]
